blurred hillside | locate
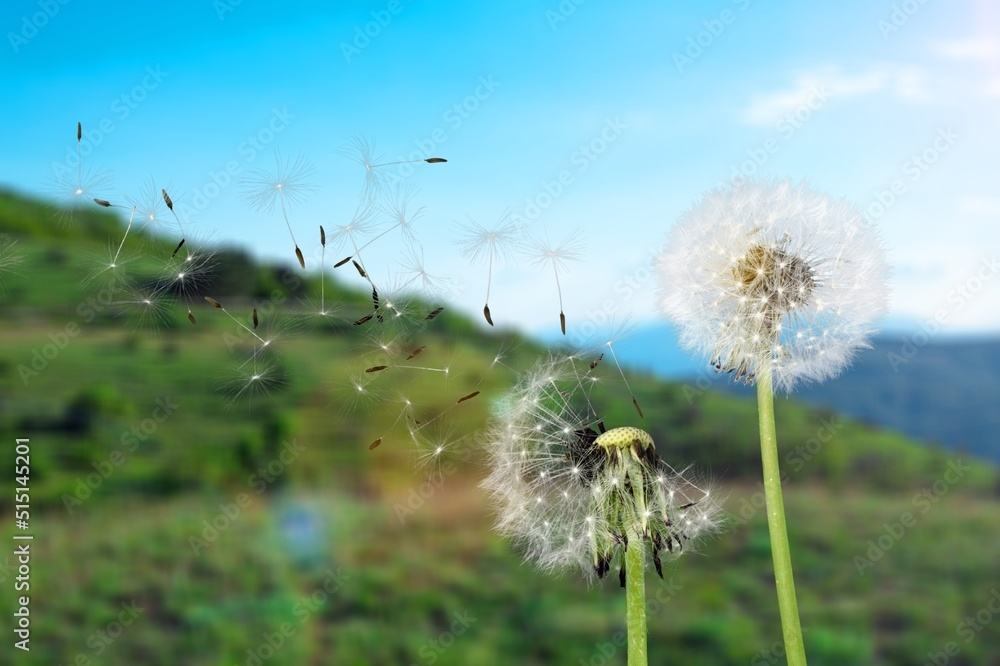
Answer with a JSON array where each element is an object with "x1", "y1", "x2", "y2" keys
[
  {"x1": 613, "y1": 323, "x2": 1000, "y2": 463},
  {"x1": 1, "y1": 189, "x2": 999, "y2": 665}
]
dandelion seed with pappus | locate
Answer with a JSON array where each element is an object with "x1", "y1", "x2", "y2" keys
[
  {"x1": 47, "y1": 122, "x2": 113, "y2": 226},
  {"x1": 241, "y1": 151, "x2": 316, "y2": 269},
  {"x1": 0, "y1": 235, "x2": 23, "y2": 296},
  {"x1": 480, "y1": 354, "x2": 722, "y2": 665},
  {"x1": 526, "y1": 228, "x2": 584, "y2": 335},
  {"x1": 456, "y1": 212, "x2": 520, "y2": 327},
  {"x1": 126, "y1": 178, "x2": 169, "y2": 244},
  {"x1": 339, "y1": 136, "x2": 446, "y2": 202},
  {"x1": 657, "y1": 178, "x2": 889, "y2": 666}
]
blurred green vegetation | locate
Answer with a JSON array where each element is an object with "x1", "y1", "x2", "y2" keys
[{"x1": 1, "y1": 189, "x2": 999, "y2": 665}]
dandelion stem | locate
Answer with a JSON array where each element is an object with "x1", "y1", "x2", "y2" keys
[
  {"x1": 625, "y1": 527, "x2": 648, "y2": 666},
  {"x1": 756, "y1": 363, "x2": 808, "y2": 666}
]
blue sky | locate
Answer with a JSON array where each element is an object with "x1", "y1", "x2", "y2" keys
[{"x1": 2, "y1": 0, "x2": 998, "y2": 342}]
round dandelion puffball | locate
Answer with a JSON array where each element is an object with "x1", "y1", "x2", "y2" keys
[
  {"x1": 657, "y1": 179, "x2": 889, "y2": 393},
  {"x1": 480, "y1": 354, "x2": 722, "y2": 580}
]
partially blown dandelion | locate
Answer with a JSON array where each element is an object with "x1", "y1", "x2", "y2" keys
[
  {"x1": 657, "y1": 178, "x2": 889, "y2": 666},
  {"x1": 481, "y1": 354, "x2": 721, "y2": 664}
]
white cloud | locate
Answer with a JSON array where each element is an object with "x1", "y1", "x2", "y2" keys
[
  {"x1": 959, "y1": 196, "x2": 1000, "y2": 216},
  {"x1": 739, "y1": 65, "x2": 927, "y2": 125},
  {"x1": 931, "y1": 38, "x2": 999, "y2": 62}
]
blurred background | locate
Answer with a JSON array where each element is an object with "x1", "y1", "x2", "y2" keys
[{"x1": 1, "y1": 1, "x2": 998, "y2": 664}]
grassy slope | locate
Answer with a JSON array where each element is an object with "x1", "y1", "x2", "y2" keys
[{"x1": 2, "y1": 190, "x2": 999, "y2": 664}]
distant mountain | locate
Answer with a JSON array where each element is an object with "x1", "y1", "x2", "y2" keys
[{"x1": 608, "y1": 323, "x2": 1000, "y2": 463}]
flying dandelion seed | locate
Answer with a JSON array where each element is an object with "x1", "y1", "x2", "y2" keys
[
  {"x1": 47, "y1": 122, "x2": 114, "y2": 226},
  {"x1": 294, "y1": 294, "x2": 346, "y2": 329},
  {"x1": 456, "y1": 212, "x2": 521, "y2": 327},
  {"x1": 329, "y1": 200, "x2": 379, "y2": 276},
  {"x1": 117, "y1": 287, "x2": 174, "y2": 331},
  {"x1": 159, "y1": 188, "x2": 191, "y2": 258},
  {"x1": 156, "y1": 234, "x2": 219, "y2": 323},
  {"x1": 384, "y1": 184, "x2": 424, "y2": 244},
  {"x1": 49, "y1": 125, "x2": 113, "y2": 226},
  {"x1": 83, "y1": 234, "x2": 139, "y2": 296},
  {"x1": 397, "y1": 243, "x2": 450, "y2": 296},
  {"x1": 220, "y1": 357, "x2": 287, "y2": 408},
  {"x1": 126, "y1": 178, "x2": 169, "y2": 244},
  {"x1": 339, "y1": 136, "x2": 447, "y2": 201},
  {"x1": 204, "y1": 296, "x2": 267, "y2": 347},
  {"x1": 366, "y1": 392, "x2": 421, "y2": 452},
  {"x1": 0, "y1": 236, "x2": 24, "y2": 296},
  {"x1": 410, "y1": 425, "x2": 469, "y2": 471},
  {"x1": 331, "y1": 192, "x2": 421, "y2": 275},
  {"x1": 332, "y1": 372, "x2": 385, "y2": 416},
  {"x1": 319, "y1": 225, "x2": 328, "y2": 314},
  {"x1": 581, "y1": 317, "x2": 645, "y2": 419},
  {"x1": 241, "y1": 151, "x2": 317, "y2": 269},
  {"x1": 526, "y1": 228, "x2": 585, "y2": 335}
]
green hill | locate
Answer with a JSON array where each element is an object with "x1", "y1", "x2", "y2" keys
[{"x1": 1, "y1": 189, "x2": 998, "y2": 665}]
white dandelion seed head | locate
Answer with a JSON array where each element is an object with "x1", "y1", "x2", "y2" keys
[
  {"x1": 657, "y1": 178, "x2": 889, "y2": 392},
  {"x1": 480, "y1": 355, "x2": 723, "y2": 580}
]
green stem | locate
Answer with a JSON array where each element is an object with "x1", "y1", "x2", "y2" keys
[
  {"x1": 625, "y1": 529, "x2": 647, "y2": 666},
  {"x1": 756, "y1": 363, "x2": 808, "y2": 665}
]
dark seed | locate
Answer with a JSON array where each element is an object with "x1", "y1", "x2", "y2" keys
[
  {"x1": 353, "y1": 313, "x2": 373, "y2": 326},
  {"x1": 77, "y1": 122, "x2": 82, "y2": 141},
  {"x1": 590, "y1": 353, "x2": 603, "y2": 370},
  {"x1": 632, "y1": 397, "x2": 644, "y2": 419},
  {"x1": 426, "y1": 307, "x2": 444, "y2": 320},
  {"x1": 161, "y1": 189, "x2": 174, "y2": 210},
  {"x1": 295, "y1": 246, "x2": 305, "y2": 269},
  {"x1": 320, "y1": 225, "x2": 326, "y2": 246},
  {"x1": 406, "y1": 346, "x2": 426, "y2": 360},
  {"x1": 334, "y1": 256, "x2": 351, "y2": 268},
  {"x1": 352, "y1": 260, "x2": 366, "y2": 278},
  {"x1": 653, "y1": 552, "x2": 663, "y2": 579},
  {"x1": 368, "y1": 438, "x2": 382, "y2": 450},
  {"x1": 365, "y1": 365, "x2": 389, "y2": 373},
  {"x1": 171, "y1": 238, "x2": 185, "y2": 258},
  {"x1": 560, "y1": 312, "x2": 566, "y2": 335},
  {"x1": 93, "y1": 198, "x2": 112, "y2": 207},
  {"x1": 424, "y1": 157, "x2": 447, "y2": 163},
  {"x1": 205, "y1": 296, "x2": 222, "y2": 308},
  {"x1": 187, "y1": 311, "x2": 196, "y2": 325},
  {"x1": 619, "y1": 564, "x2": 626, "y2": 588},
  {"x1": 456, "y1": 391, "x2": 480, "y2": 404},
  {"x1": 252, "y1": 308, "x2": 259, "y2": 329},
  {"x1": 483, "y1": 304, "x2": 494, "y2": 326}
]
